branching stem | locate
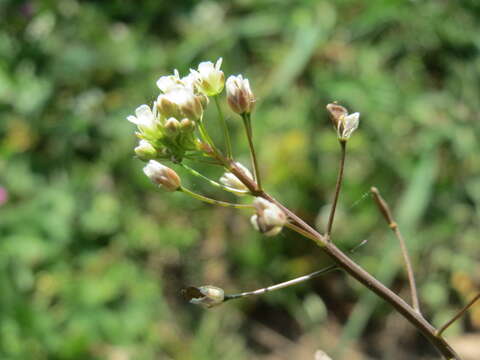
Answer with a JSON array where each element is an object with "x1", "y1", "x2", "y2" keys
[{"x1": 202, "y1": 127, "x2": 460, "y2": 360}]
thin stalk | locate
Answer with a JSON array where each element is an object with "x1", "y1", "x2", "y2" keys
[
  {"x1": 224, "y1": 265, "x2": 338, "y2": 301},
  {"x1": 198, "y1": 119, "x2": 219, "y2": 155},
  {"x1": 241, "y1": 113, "x2": 262, "y2": 190},
  {"x1": 214, "y1": 96, "x2": 232, "y2": 159},
  {"x1": 326, "y1": 140, "x2": 347, "y2": 238},
  {"x1": 371, "y1": 186, "x2": 421, "y2": 314},
  {"x1": 179, "y1": 186, "x2": 253, "y2": 209},
  {"x1": 437, "y1": 293, "x2": 480, "y2": 337},
  {"x1": 285, "y1": 222, "x2": 323, "y2": 246},
  {"x1": 179, "y1": 163, "x2": 249, "y2": 195}
]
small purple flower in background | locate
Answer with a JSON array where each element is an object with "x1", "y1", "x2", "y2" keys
[{"x1": 0, "y1": 187, "x2": 8, "y2": 206}]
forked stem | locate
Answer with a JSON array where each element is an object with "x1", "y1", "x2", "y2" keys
[
  {"x1": 370, "y1": 187, "x2": 421, "y2": 313},
  {"x1": 202, "y1": 128, "x2": 460, "y2": 360}
]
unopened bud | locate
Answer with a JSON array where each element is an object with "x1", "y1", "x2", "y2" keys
[
  {"x1": 164, "y1": 117, "x2": 181, "y2": 136},
  {"x1": 180, "y1": 118, "x2": 195, "y2": 132},
  {"x1": 158, "y1": 89, "x2": 203, "y2": 121},
  {"x1": 134, "y1": 139, "x2": 157, "y2": 161},
  {"x1": 157, "y1": 94, "x2": 182, "y2": 119},
  {"x1": 326, "y1": 103, "x2": 348, "y2": 127},
  {"x1": 143, "y1": 160, "x2": 181, "y2": 191},
  {"x1": 226, "y1": 74, "x2": 255, "y2": 115},
  {"x1": 250, "y1": 197, "x2": 287, "y2": 236},
  {"x1": 219, "y1": 162, "x2": 253, "y2": 195},
  {"x1": 326, "y1": 103, "x2": 360, "y2": 141},
  {"x1": 182, "y1": 285, "x2": 224, "y2": 308}
]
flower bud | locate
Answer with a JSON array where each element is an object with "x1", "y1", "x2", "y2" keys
[
  {"x1": 158, "y1": 89, "x2": 203, "y2": 121},
  {"x1": 250, "y1": 197, "x2": 287, "y2": 236},
  {"x1": 326, "y1": 103, "x2": 348, "y2": 127},
  {"x1": 134, "y1": 139, "x2": 157, "y2": 161},
  {"x1": 182, "y1": 285, "x2": 225, "y2": 308},
  {"x1": 143, "y1": 160, "x2": 181, "y2": 191},
  {"x1": 226, "y1": 74, "x2": 255, "y2": 115},
  {"x1": 326, "y1": 103, "x2": 360, "y2": 141},
  {"x1": 164, "y1": 117, "x2": 181, "y2": 136},
  {"x1": 157, "y1": 94, "x2": 182, "y2": 120},
  {"x1": 180, "y1": 118, "x2": 195, "y2": 132},
  {"x1": 219, "y1": 162, "x2": 253, "y2": 195},
  {"x1": 190, "y1": 58, "x2": 224, "y2": 96}
]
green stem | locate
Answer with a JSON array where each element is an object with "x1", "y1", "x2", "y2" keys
[
  {"x1": 241, "y1": 113, "x2": 262, "y2": 190},
  {"x1": 198, "y1": 118, "x2": 219, "y2": 154},
  {"x1": 180, "y1": 186, "x2": 252, "y2": 209},
  {"x1": 215, "y1": 96, "x2": 232, "y2": 159},
  {"x1": 179, "y1": 163, "x2": 249, "y2": 195}
]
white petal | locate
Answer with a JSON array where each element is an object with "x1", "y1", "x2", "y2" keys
[
  {"x1": 198, "y1": 61, "x2": 214, "y2": 73},
  {"x1": 215, "y1": 57, "x2": 223, "y2": 70},
  {"x1": 250, "y1": 215, "x2": 260, "y2": 231},
  {"x1": 127, "y1": 115, "x2": 139, "y2": 124}
]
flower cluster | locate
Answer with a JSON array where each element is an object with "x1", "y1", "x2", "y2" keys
[
  {"x1": 128, "y1": 59, "x2": 225, "y2": 162},
  {"x1": 128, "y1": 59, "x2": 360, "y2": 241}
]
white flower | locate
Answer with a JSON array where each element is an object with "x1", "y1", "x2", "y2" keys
[
  {"x1": 180, "y1": 72, "x2": 197, "y2": 91},
  {"x1": 190, "y1": 58, "x2": 224, "y2": 96},
  {"x1": 143, "y1": 160, "x2": 181, "y2": 191},
  {"x1": 156, "y1": 69, "x2": 183, "y2": 93},
  {"x1": 134, "y1": 139, "x2": 157, "y2": 161},
  {"x1": 219, "y1": 162, "x2": 252, "y2": 195},
  {"x1": 337, "y1": 112, "x2": 360, "y2": 140},
  {"x1": 127, "y1": 104, "x2": 158, "y2": 135},
  {"x1": 226, "y1": 74, "x2": 255, "y2": 114},
  {"x1": 250, "y1": 198, "x2": 287, "y2": 237}
]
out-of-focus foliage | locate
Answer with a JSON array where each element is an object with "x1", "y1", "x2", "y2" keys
[{"x1": 0, "y1": 0, "x2": 479, "y2": 359}]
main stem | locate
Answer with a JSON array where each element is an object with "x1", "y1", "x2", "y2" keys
[
  {"x1": 221, "y1": 158, "x2": 460, "y2": 360},
  {"x1": 326, "y1": 140, "x2": 346, "y2": 237}
]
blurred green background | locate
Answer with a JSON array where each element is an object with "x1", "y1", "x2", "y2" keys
[{"x1": 1, "y1": 0, "x2": 479, "y2": 359}]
